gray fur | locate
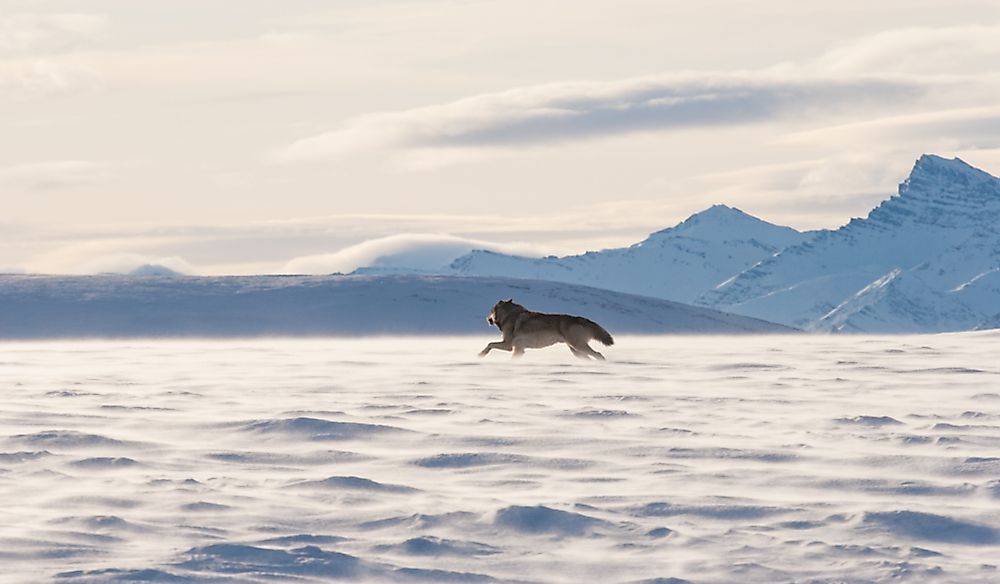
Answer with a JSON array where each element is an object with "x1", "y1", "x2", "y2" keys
[{"x1": 479, "y1": 299, "x2": 614, "y2": 360}]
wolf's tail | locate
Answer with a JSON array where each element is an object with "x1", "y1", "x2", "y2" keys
[{"x1": 582, "y1": 318, "x2": 614, "y2": 346}]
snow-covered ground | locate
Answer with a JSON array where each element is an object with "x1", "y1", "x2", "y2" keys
[{"x1": 2, "y1": 334, "x2": 999, "y2": 583}]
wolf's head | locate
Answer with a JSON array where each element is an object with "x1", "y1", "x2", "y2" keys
[{"x1": 487, "y1": 298, "x2": 520, "y2": 327}]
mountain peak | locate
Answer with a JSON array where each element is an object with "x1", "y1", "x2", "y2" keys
[
  {"x1": 852, "y1": 154, "x2": 1000, "y2": 234},
  {"x1": 872, "y1": 154, "x2": 1000, "y2": 228},
  {"x1": 913, "y1": 153, "x2": 974, "y2": 172},
  {"x1": 645, "y1": 204, "x2": 800, "y2": 244},
  {"x1": 903, "y1": 154, "x2": 999, "y2": 194},
  {"x1": 915, "y1": 153, "x2": 966, "y2": 167},
  {"x1": 689, "y1": 203, "x2": 748, "y2": 221}
]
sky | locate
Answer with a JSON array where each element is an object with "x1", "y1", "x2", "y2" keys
[{"x1": 2, "y1": 0, "x2": 1000, "y2": 275}]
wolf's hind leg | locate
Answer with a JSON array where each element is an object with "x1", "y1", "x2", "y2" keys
[
  {"x1": 567, "y1": 327, "x2": 606, "y2": 360},
  {"x1": 580, "y1": 343, "x2": 605, "y2": 360},
  {"x1": 512, "y1": 346, "x2": 525, "y2": 359},
  {"x1": 568, "y1": 346, "x2": 591, "y2": 360}
]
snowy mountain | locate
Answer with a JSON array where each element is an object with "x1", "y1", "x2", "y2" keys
[
  {"x1": 700, "y1": 155, "x2": 1000, "y2": 332},
  {"x1": 0, "y1": 274, "x2": 792, "y2": 338},
  {"x1": 448, "y1": 205, "x2": 808, "y2": 303}
]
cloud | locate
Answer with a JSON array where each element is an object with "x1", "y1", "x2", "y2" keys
[
  {"x1": 273, "y1": 73, "x2": 923, "y2": 164},
  {"x1": 10, "y1": 211, "x2": 661, "y2": 277},
  {"x1": 0, "y1": 14, "x2": 105, "y2": 99},
  {"x1": 282, "y1": 233, "x2": 544, "y2": 274},
  {"x1": 0, "y1": 13, "x2": 107, "y2": 56},
  {"x1": 768, "y1": 105, "x2": 1000, "y2": 215},
  {"x1": 272, "y1": 21, "x2": 1000, "y2": 168},
  {"x1": 0, "y1": 160, "x2": 110, "y2": 191},
  {"x1": 817, "y1": 24, "x2": 1000, "y2": 75},
  {"x1": 0, "y1": 60, "x2": 101, "y2": 99},
  {"x1": 784, "y1": 105, "x2": 1000, "y2": 151},
  {"x1": 677, "y1": 153, "x2": 916, "y2": 227}
]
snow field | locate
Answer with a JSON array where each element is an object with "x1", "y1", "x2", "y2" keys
[{"x1": 1, "y1": 334, "x2": 999, "y2": 583}]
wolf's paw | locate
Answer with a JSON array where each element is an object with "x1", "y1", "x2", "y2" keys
[{"x1": 478, "y1": 349, "x2": 489, "y2": 357}]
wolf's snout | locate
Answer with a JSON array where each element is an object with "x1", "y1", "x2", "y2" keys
[{"x1": 487, "y1": 316, "x2": 495, "y2": 325}]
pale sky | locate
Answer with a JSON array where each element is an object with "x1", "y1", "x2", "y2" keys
[{"x1": 3, "y1": 0, "x2": 1000, "y2": 275}]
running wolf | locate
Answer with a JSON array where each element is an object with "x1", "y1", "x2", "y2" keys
[{"x1": 478, "y1": 299, "x2": 614, "y2": 360}]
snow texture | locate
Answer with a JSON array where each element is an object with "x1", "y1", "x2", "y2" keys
[
  {"x1": 0, "y1": 274, "x2": 790, "y2": 338},
  {"x1": 2, "y1": 334, "x2": 999, "y2": 583}
]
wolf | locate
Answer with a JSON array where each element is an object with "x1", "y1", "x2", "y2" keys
[{"x1": 478, "y1": 299, "x2": 614, "y2": 360}]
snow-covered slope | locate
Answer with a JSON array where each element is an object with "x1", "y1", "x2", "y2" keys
[
  {"x1": 448, "y1": 205, "x2": 808, "y2": 303},
  {"x1": 700, "y1": 155, "x2": 1000, "y2": 332},
  {"x1": 0, "y1": 274, "x2": 791, "y2": 338}
]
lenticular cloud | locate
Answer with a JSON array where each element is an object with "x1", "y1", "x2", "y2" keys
[
  {"x1": 274, "y1": 73, "x2": 923, "y2": 163},
  {"x1": 281, "y1": 233, "x2": 539, "y2": 274}
]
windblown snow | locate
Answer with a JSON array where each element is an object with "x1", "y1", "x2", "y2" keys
[{"x1": 2, "y1": 334, "x2": 999, "y2": 583}]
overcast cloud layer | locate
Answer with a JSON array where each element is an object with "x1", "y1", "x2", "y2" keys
[{"x1": 2, "y1": 1, "x2": 1000, "y2": 275}]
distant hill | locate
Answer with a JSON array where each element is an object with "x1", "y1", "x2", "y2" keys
[{"x1": 0, "y1": 274, "x2": 793, "y2": 339}]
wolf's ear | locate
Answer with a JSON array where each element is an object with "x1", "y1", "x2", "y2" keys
[{"x1": 504, "y1": 298, "x2": 513, "y2": 303}]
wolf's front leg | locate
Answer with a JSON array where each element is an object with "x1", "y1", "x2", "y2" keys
[{"x1": 479, "y1": 340, "x2": 512, "y2": 357}]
